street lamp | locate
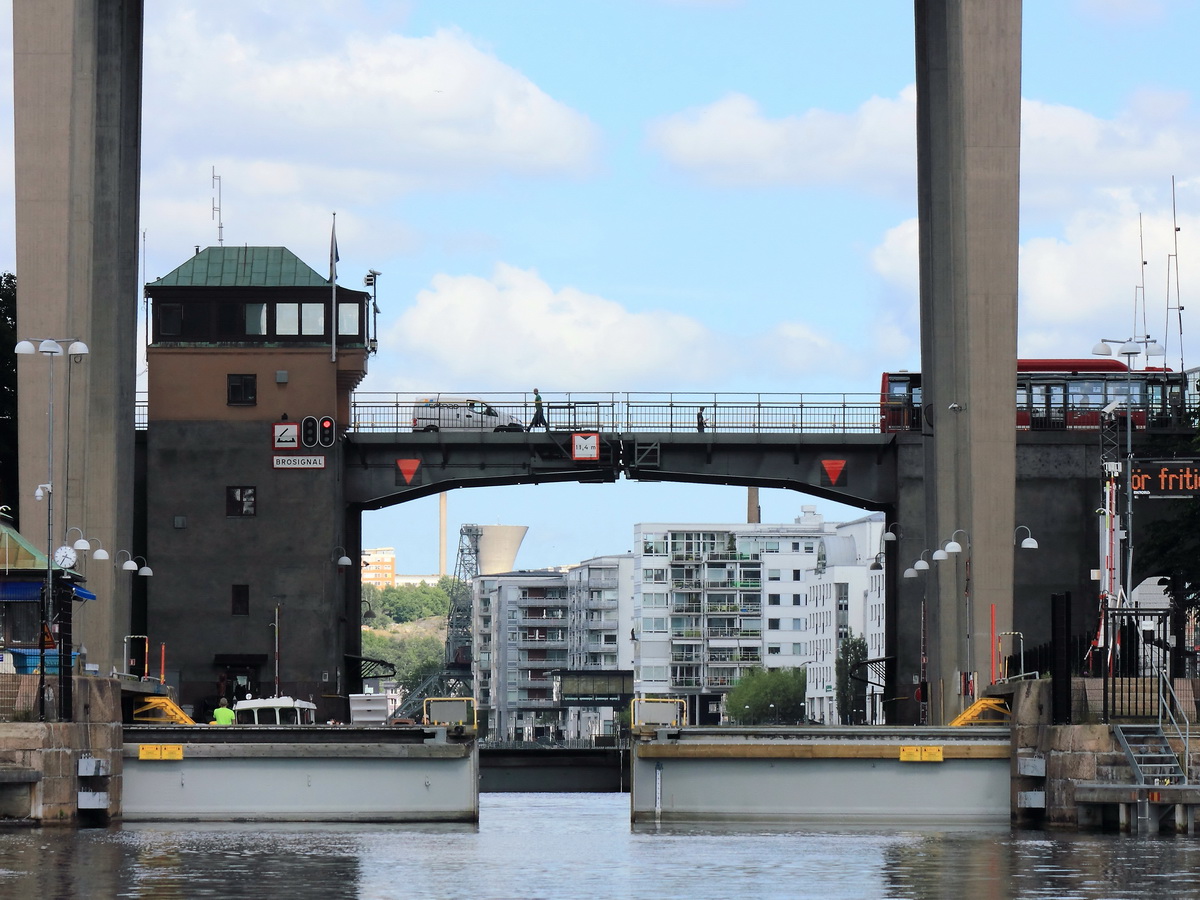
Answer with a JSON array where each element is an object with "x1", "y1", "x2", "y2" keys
[
  {"x1": 15, "y1": 337, "x2": 88, "y2": 720},
  {"x1": 1093, "y1": 335, "x2": 1164, "y2": 609}
]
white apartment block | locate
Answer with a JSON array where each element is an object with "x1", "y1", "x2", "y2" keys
[
  {"x1": 472, "y1": 555, "x2": 634, "y2": 741},
  {"x1": 633, "y1": 507, "x2": 886, "y2": 726},
  {"x1": 794, "y1": 514, "x2": 886, "y2": 725}
]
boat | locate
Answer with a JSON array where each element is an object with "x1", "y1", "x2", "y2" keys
[{"x1": 232, "y1": 695, "x2": 318, "y2": 725}]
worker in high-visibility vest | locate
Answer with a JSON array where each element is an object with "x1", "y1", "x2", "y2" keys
[{"x1": 212, "y1": 697, "x2": 235, "y2": 725}]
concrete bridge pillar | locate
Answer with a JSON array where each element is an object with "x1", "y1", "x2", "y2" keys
[
  {"x1": 911, "y1": 0, "x2": 1022, "y2": 722},
  {"x1": 13, "y1": 1, "x2": 144, "y2": 674}
]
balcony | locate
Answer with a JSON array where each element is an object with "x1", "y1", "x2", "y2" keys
[
  {"x1": 670, "y1": 676, "x2": 702, "y2": 688},
  {"x1": 707, "y1": 627, "x2": 762, "y2": 639},
  {"x1": 670, "y1": 628, "x2": 703, "y2": 639},
  {"x1": 705, "y1": 674, "x2": 741, "y2": 688},
  {"x1": 586, "y1": 619, "x2": 618, "y2": 631},
  {"x1": 519, "y1": 614, "x2": 567, "y2": 627},
  {"x1": 512, "y1": 697, "x2": 560, "y2": 708},
  {"x1": 708, "y1": 651, "x2": 762, "y2": 664},
  {"x1": 516, "y1": 637, "x2": 568, "y2": 650},
  {"x1": 671, "y1": 601, "x2": 703, "y2": 614}
]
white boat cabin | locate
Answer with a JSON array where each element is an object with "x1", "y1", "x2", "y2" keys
[{"x1": 233, "y1": 696, "x2": 317, "y2": 725}]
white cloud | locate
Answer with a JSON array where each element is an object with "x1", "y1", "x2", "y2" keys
[
  {"x1": 144, "y1": 10, "x2": 599, "y2": 186},
  {"x1": 1020, "y1": 93, "x2": 1200, "y2": 222},
  {"x1": 646, "y1": 88, "x2": 916, "y2": 196},
  {"x1": 373, "y1": 264, "x2": 850, "y2": 392}
]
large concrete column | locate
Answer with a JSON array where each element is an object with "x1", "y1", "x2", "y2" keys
[
  {"x1": 13, "y1": 1, "x2": 143, "y2": 674},
  {"x1": 912, "y1": 1, "x2": 1021, "y2": 721}
]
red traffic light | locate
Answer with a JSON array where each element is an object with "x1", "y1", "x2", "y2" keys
[{"x1": 318, "y1": 416, "x2": 336, "y2": 447}]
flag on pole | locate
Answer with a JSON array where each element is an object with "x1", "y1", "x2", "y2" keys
[
  {"x1": 329, "y1": 213, "x2": 339, "y2": 283},
  {"x1": 330, "y1": 212, "x2": 339, "y2": 363}
]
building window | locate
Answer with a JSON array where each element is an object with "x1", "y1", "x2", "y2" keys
[
  {"x1": 792, "y1": 594, "x2": 803, "y2": 605},
  {"x1": 767, "y1": 569, "x2": 781, "y2": 581},
  {"x1": 767, "y1": 645, "x2": 781, "y2": 655},
  {"x1": 792, "y1": 569, "x2": 802, "y2": 580},
  {"x1": 227, "y1": 374, "x2": 256, "y2": 405},
  {"x1": 226, "y1": 486, "x2": 256, "y2": 517},
  {"x1": 768, "y1": 618, "x2": 781, "y2": 630},
  {"x1": 338, "y1": 302, "x2": 360, "y2": 336},
  {"x1": 160, "y1": 303, "x2": 183, "y2": 336},
  {"x1": 245, "y1": 303, "x2": 267, "y2": 335},
  {"x1": 231, "y1": 584, "x2": 249, "y2": 616},
  {"x1": 768, "y1": 594, "x2": 781, "y2": 605},
  {"x1": 792, "y1": 643, "x2": 804, "y2": 655}
]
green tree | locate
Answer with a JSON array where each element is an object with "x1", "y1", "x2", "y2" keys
[
  {"x1": 365, "y1": 579, "x2": 453, "y2": 625},
  {"x1": 835, "y1": 631, "x2": 870, "y2": 725},
  {"x1": 360, "y1": 629, "x2": 445, "y2": 695},
  {"x1": 725, "y1": 666, "x2": 807, "y2": 724}
]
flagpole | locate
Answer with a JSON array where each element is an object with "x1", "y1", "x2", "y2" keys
[{"x1": 330, "y1": 212, "x2": 338, "y2": 364}]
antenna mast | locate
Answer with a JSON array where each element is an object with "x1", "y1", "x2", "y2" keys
[
  {"x1": 1166, "y1": 175, "x2": 1186, "y2": 372},
  {"x1": 211, "y1": 166, "x2": 224, "y2": 246}
]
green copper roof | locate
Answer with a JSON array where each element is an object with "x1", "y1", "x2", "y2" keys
[
  {"x1": 0, "y1": 516, "x2": 47, "y2": 571},
  {"x1": 148, "y1": 246, "x2": 331, "y2": 288}
]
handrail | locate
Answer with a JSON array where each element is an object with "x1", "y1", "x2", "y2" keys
[{"x1": 1158, "y1": 666, "x2": 1190, "y2": 784}]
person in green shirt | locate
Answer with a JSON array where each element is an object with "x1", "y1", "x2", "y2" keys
[
  {"x1": 212, "y1": 697, "x2": 235, "y2": 725},
  {"x1": 528, "y1": 388, "x2": 548, "y2": 431}
]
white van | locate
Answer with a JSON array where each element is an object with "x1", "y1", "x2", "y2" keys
[{"x1": 412, "y1": 396, "x2": 524, "y2": 432}]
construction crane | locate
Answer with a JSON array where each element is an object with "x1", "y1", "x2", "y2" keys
[{"x1": 391, "y1": 524, "x2": 481, "y2": 720}]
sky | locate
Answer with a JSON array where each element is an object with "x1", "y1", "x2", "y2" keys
[{"x1": 3, "y1": 0, "x2": 1200, "y2": 573}]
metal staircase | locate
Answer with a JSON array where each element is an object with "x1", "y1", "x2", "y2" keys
[{"x1": 1113, "y1": 724, "x2": 1187, "y2": 785}]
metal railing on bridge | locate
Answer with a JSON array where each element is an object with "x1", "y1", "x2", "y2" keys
[{"x1": 350, "y1": 391, "x2": 885, "y2": 435}]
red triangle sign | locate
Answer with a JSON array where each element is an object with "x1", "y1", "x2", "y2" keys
[
  {"x1": 820, "y1": 459, "x2": 847, "y2": 486},
  {"x1": 397, "y1": 459, "x2": 421, "y2": 484}
]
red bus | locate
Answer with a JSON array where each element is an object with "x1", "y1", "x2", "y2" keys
[{"x1": 881, "y1": 359, "x2": 1188, "y2": 432}]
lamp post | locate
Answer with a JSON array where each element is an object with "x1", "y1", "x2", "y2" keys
[
  {"x1": 15, "y1": 337, "x2": 88, "y2": 720},
  {"x1": 1093, "y1": 335, "x2": 1164, "y2": 610},
  {"x1": 904, "y1": 552, "x2": 931, "y2": 725}
]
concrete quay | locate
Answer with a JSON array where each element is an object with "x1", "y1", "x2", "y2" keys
[
  {"x1": 122, "y1": 723, "x2": 478, "y2": 823},
  {"x1": 0, "y1": 678, "x2": 124, "y2": 824},
  {"x1": 630, "y1": 725, "x2": 1013, "y2": 825}
]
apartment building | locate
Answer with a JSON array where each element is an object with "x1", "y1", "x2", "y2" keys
[
  {"x1": 472, "y1": 556, "x2": 634, "y2": 741},
  {"x1": 632, "y1": 508, "x2": 886, "y2": 726},
  {"x1": 793, "y1": 514, "x2": 885, "y2": 724},
  {"x1": 633, "y1": 506, "x2": 839, "y2": 725},
  {"x1": 361, "y1": 547, "x2": 397, "y2": 590}
]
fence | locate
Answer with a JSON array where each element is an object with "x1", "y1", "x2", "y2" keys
[{"x1": 0, "y1": 673, "x2": 50, "y2": 722}]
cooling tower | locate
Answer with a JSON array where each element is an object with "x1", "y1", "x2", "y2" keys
[{"x1": 477, "y1": 525, "x2": 528, "y2": 575}]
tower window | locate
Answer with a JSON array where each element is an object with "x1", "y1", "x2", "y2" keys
[
  {"x1": 232, "y1": 584, "x2": 249, "y2": 616},
  {"x1": 227, "y1": 374, "x2": 257, "y2": 405},
  {"x1": 226, "y1": 486, "x2": 256, "y2": 517}
]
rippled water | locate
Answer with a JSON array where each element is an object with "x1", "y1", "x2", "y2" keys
[{"x1": 3, "y1": 793, "x2": 1200, "y2": 899}]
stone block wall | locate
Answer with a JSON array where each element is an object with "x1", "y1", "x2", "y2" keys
[{"x1": 0, "y1": 677, "x2": 124, "y2": 823}]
